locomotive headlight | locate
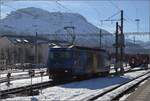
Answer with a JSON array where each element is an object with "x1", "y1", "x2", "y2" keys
[
  {"x1": 74, "y1": 61, "x2": 77, "y2": 65},
  {"x1": 65, "y1": 70, "x2": 68, "y2": 73}
]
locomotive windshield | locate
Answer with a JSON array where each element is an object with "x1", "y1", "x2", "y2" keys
[{"x1": 49, "y1": 51, "x2": 72, "y2": 60}]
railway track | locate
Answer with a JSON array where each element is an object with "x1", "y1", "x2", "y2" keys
[
  {"x1": 67, "y1": 70, "x2": 150, "y2": 101},
  {"x1": 0, "y1": 80, "x2": 69, "y2": 99},
  {"x1": 0, "y1": 67, "x2": 149, "y2": 99},
  {"x1": 0, "y1": 76, "x2": 84, "y2": 99},
  {"x1": 0, "y1": 66, "x2": 141, "y2": 84},
  {"x1": 0, "y1": 72, "x2": 47, "y2": 83}
]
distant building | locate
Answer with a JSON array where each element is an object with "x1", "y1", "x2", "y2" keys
[{"x1": 0, "y1": 35, "x2": 50, "y2": 69}]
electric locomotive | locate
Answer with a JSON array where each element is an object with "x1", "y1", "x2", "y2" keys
[{"x1": 47, "y1": 46, "x2": 110, "y2": 80}]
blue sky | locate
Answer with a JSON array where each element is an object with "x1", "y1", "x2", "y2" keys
[{"x1": 1, "y1": 0, "x2": 150, "y2": 33}]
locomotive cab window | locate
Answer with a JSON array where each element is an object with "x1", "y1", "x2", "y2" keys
[{"x1": 49, "y1": 51, "x2": 72, "y2": 60}]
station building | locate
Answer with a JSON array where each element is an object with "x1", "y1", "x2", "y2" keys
[{"x1": 0, "y1": 35, "x2": 49, "y2": 69}]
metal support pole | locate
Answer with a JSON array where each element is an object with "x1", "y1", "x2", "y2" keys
[
  {"x1": 31, "y1": 75, "x2": 32, "y2": 95},
  {"x1": 0, "y1": 0, "x2": 1, "y2": 22},
  {"x1": 21, "y1": 43, "x2": 25, "y2": 71},
  {"x1": 149, "y1": 0, "x2": 150, "y2": 67},
  {"x1": 29, "y1": 70, "x2": 34, "y2": 96},
  {"x1": 134, "y1": 19, "x2": 140, "y2": 45},
  {"x1": 100, "y1": 29, "x2": 102, "y2": 48},
  {"x1": 35, "y1": 32, "x2": 38, "y2": 66},
  {"x1": 115, "y1": 22, "x2": 119, "y2": 74},
  {"x1": 135, "y1": 19, "x2": 140, "y2": 33},
  {"x1": 40, "y1": 70, "x2": 44, "y2": 94},
  {"x1": 120, "y1": 10, "x2": 124, "y2": 74}
]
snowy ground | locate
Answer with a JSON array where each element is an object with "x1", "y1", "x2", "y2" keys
[
  {"x1": 0, "y1": 72, "x2": 28, "y2": 78},
  {"x1": 0, "y1": 75, "x2": 50, "y2": 91},
  {"x1": 0, "y1": 69, "x2": 24, "y2": 74},
  {"x1": 96, "y1": 72, "x2": 150, "y2": 101},
  {"x1": 110, "y1": 65, "x2": 131, "y2": 73},
  {"x1": 3, "y1": 69, "x2": 149, "y2": 101},
  {"x1": 0, "y1": 68, "x2": 47, "y2": 75},
  {"x1": 0, "y1": 68, "x2": 47, "y2": 79}
]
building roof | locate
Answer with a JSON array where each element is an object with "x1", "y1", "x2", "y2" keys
[
  {"x1": 1, "y1": 34, "x2": 49, "y2": 44},
  {"x1": 1, "y1": 34, "x2": 71, "y2": 46}
]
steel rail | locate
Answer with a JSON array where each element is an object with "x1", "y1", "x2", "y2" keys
[
  {"x1": 90, "y1": 71, "x2": 150, "y2": 101},
  {"x1": 66, "y1": 69, "x2": 150, "y2": 101}
]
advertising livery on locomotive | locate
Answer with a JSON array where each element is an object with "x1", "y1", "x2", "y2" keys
[{"x1": 47, "y1": 46, "x2": 110, "y2": 80}]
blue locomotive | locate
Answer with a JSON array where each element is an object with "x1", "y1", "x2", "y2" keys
[{"x1": 47, "y1": 46, "x2": 110, "y2": 80}]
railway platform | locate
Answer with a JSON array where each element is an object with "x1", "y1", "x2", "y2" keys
[{"x1": 125, "y1": 78, "x2": 150, "y2": 101}]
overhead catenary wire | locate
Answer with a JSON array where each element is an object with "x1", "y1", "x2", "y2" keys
[
  {"x1": 83, "y1": 1, "x2": 101, "y2": 21},
  {"x1": 0, "y1": 0, "x2": 2, "y2": 20},
  {"x1": 55, "y1": 0, "x2": 72, "y2": 12},
  {"x1": 82, "y1": 1, "x2": 117, "y2": 33},
  {"x1": 54, "y1": 1, "x2": 111, "y2": 35},
  {"x1": 108, "y1": 0, "x2": 120, "y2": 11},
  {"x1": 107, "y1": 0, "x2": 148, "y2": 41},
  {"x1": 3, "y1": 1, "x2": 144, "y2": 36},
  {"x1": 108, "y1": 0, "x2": 137, "y2": 26},
  {"x1": 103, "y1": 11, "x2": 120, "y2": 21}
]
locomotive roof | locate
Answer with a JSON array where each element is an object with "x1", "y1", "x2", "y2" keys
[
  {"x1": 50, "y1": 45, "x2": 107, "y2": 52},
  {"x1": 74, "y1": 46, "x2": 106, "y2": 51}
]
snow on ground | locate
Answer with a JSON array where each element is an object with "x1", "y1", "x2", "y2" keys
[
  {"x1": 3, "y1": 69, "x2": 149, "y2": 101},
  {"x1": 96, "y1": 72, "x2": 150, "y2": 101},
  {"x1": 0, "y1": 76, "x2": 50, "y2": 91},
  {"x1": 110, "y1": 65, "x2": 131, "y2": 73},
  {"x1": 123, "y1": 69, "x2": 148, "y2": 79},
  {"x1": 0, "y1": 68, "x2": 47, "y2": 78},
  {"x1": 0, "y1": 72, "x2": 28, "y2": 78},
  {"x1": 119, "y1": 77, "x2": 149, "y2": 101},
  {"x1": 0, "y1": 69, "x2": 24, "y2": 74}
]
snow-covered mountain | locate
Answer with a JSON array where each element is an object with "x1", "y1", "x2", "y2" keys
[
  {"x1": 142, "y1": 41, "x2": 150, "y2": 49},
  {"x1": 0, "y1": 7, "x2": 147, "y2": 53},
  {"x1": 1, "y1": 7, "x2": 100, "y2": 34},
  {"x1": 0, "y1": 7, "x2": 113, "y2": 48}
]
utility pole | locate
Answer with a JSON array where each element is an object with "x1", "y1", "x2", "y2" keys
[
  {"x1": 134, "y1": 19, "x2": 140, "y2": 45},
  {"x1": 115, "y1": 22, "x2": 119, "y2": 74},
  {"x1": 135, "y1": 19, "x2": 140, "y2": 33},
  {"x1": 114, "y1": 10, "x2": 124, "y2": 75},
  {"x1": 149, "y1": 0, "x2": 150, "y2": 66},
  {"x1": 100, "y1": 10, "x2": 125, "y2": 74},
  {"x1": 0, "y1": 0, "x2": 1, "y2": 67},
  {"x1": 120, "y1": 10, "x2": 124, "y2": 74},
  {"x1": 21, "y1": 42, "x2": 25, "y2": 71},
  {"x1": 32, "y1": 24, "x2": 38, "y2": 66},
  {"x1": 0, "y1": 0, "x2": 1, "y2": 21},
  {"x1": 35, "y1": 32, "x2": 38, "y2": 66},
  {"x1": 99, "y1": 29, "x2": 102, "y2": 48},
  {"x1": 40, "y1": 70, "x2": 44, "y2": 94}
]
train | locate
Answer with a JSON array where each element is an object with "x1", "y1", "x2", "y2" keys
[
  {"x1": 128, "y1": 54, "x2": 149, "y2": 69},
  {"x1": 46, "y1": 45, "x2": 149, "y2": 80},
  {"x1": 47, "y1": 46, "x2": 111, "y2": 80}
]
